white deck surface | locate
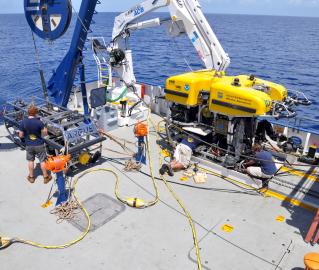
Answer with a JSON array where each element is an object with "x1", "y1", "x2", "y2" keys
[{"x1": 0, "y1": 118, "x2": 317, "y2": 270}]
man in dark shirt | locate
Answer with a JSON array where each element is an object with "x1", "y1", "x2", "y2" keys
[
  {"x1": 160, "y1": 136, "x2": 200, "y2": 176},
  {"x1": 19, "y1": 105, "x2": 52, "y2": 184},
  {"x1": 244, "y1": 143, "x2": 278, "y2": 180}
]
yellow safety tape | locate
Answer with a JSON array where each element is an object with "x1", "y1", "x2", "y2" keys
[
  {"x1": 265, "y1": 189, "x2": 317, "y2": 212},
  {"x1": 199, "y1": 166, "x2": 318, "y2": 212},
  {"x1": 280, "y1": 166, "x2": 319, "y2": 183}
]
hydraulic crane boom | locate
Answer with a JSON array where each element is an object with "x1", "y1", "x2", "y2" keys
[
  {"x1": 109, "y1": 0, "x2": 230, "y2": 86},
  {"x1": 168, "y1": 0, "x2": 230, "y2": 71}
]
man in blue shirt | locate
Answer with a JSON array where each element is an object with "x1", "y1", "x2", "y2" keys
[
  {"x1": 160, "y1": 136, "x2": 200, "y2": 176},
  {"x1": 19, "y1": 105, "x2": 52, "y2": 184},
  {"x1": 244, "y1": 143, "x2": 278, "y2": 180}
]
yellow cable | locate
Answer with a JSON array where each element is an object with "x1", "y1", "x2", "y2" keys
[
  {"x1": 144, "y1": 109, "x2": 160, "y2": 207},
  {"x1": 2, "y1": 167, "x2": 151, "y2": 249},
  {"x1": 102, "y1": 109, "x2": 159, "y2": 208},
  {"x1": 151, "y1": 119, "x2": 203, "y2": 270},
  {"x1": 8, "y1": 171, "x2": 92, "y2": 249},
  {"x1": 1, "y1": 111, "x2": 161, "y2": 249}
]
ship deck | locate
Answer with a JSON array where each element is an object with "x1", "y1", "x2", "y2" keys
[{"x1": 0, "y1": 115, "x2": 318, "y2": 270}]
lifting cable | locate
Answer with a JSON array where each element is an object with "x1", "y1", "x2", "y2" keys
[
  {"x1": 169, "y1": 36, "x2": 194, "y2": 72},
  {"x1": 30, "y1": 32, "x2": 49, "y2": 105}
]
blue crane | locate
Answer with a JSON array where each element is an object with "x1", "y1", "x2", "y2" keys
[{"x1": 24, "y1": 0, "x2": 99, "y2": 113}]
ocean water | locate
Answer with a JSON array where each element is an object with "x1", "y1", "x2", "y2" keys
[{"x1": 0, "y1": 12, "x2": 318, "y2": 128}]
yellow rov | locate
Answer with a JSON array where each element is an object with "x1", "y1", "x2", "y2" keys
[{"x1": 165, "y1": 70, "x2": 288, "y2": 118}]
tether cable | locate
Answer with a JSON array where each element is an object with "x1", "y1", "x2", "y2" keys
[{"x1": 149, "y1": 118, "x2": 203, "y2": 270}]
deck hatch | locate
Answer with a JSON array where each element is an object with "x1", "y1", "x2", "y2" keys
[{"x1": 69, "y1": 193, "x2": 125, "y2": 232}]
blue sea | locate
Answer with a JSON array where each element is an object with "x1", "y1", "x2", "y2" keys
[{"x1": 0, "y1": 12, "x2": 318, "y2": 129}]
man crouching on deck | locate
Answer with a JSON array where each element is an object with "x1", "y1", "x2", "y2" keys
[
  {"x1": 244, "y1": 143, "x2": 277, "y2": 188},
  {"x1": 159, "y1": 136, "x2": 200, "y2": 177},
  {"x1": 18, "y1": 105, "x2": 52, "y2": 184}
]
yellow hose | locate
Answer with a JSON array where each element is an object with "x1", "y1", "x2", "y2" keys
[
  {"x1": 7, "y1": 170, "x2": 92, "y2": 249},
  {"x1": 1, "y1": 112, "x2": 202, "y2": 270},
  {"x1": 142, "y1": 111, "x2": 160, "y2": 207},
  {"x1": 151, "y1": 119, "x2": 203, "y2": 270},
  {"x1": 0, "y1": 110, "x2": 160, "y2": 249}
]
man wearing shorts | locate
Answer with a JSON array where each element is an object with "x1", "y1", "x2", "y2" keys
[
  {"x1": 19, "y1": 105, "x2": 52, "y2": 184},
  {"x1": 244, "y1": 143, "x2": 277, "y2": 186},
  {"x1": 159, "y1": 136, "x2": 199, "y2": 176}
]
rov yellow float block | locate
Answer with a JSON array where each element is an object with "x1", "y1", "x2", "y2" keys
[
  {"x1": 236, "y1": 75, "x2": 288, "y2": 101},
  {"x1": 209, "y1": 77, "x2": 273, "y2": 117},
  {"x1": 165, "y1": 70, "x2": 217, "y2": 106}
]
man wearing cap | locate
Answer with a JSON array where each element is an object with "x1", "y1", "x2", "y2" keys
[{"x1": 19, "y1": 105, "x2": 52, "y2": 184}]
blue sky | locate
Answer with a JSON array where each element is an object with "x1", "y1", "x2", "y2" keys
[{"x1": 0, "y1": 0, "x2": 318, "y2": 17}]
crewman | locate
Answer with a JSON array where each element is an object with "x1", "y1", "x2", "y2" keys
[
  {"x1": 19, "y1": 105, "x2": 52, "y2": 184},
  {"x1": 244, "y1": 143, "x2": 277, "y2": 185},
  {"x1": 160, "y1": 136, "x2": 200, "y2": 176}
]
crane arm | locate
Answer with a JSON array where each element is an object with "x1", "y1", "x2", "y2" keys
[
  {"x1": 109, "y1": 0, "x2": 230, "y2": 86},
  {"x1": 168, "y1": 0, "x2": 230, "y2": 71},
  {"x1": 112, "y1": 0, "x2": 170, "y2": 40}
]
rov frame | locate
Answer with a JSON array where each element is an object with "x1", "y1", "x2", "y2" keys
[{"x1": 3, "y1": 97, "x2": 105, "y2": 166}]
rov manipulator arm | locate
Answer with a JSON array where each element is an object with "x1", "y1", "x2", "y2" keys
[{"x1": 108, "y1": 0, "x2": 231, "y2": 87}]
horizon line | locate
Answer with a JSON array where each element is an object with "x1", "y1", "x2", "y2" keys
[{"x1": 0, "y1": 11, "x2": 318, "y2": 19}]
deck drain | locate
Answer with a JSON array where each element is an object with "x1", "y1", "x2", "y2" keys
[{"x1": 69, "y1": 193, "x2": 125, "y2": 232}]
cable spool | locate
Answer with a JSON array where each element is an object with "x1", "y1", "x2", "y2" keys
[{"x1": 24, "y1": 0, "x2": 72, "y2": 40}]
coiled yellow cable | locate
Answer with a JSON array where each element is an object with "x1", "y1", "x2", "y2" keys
[
  {"x1": 0, "y1": 111, "x2": 160, "y2": 249},
  {"x1": 1, "y1": 112, "x2": 202, "y2": 270}
]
